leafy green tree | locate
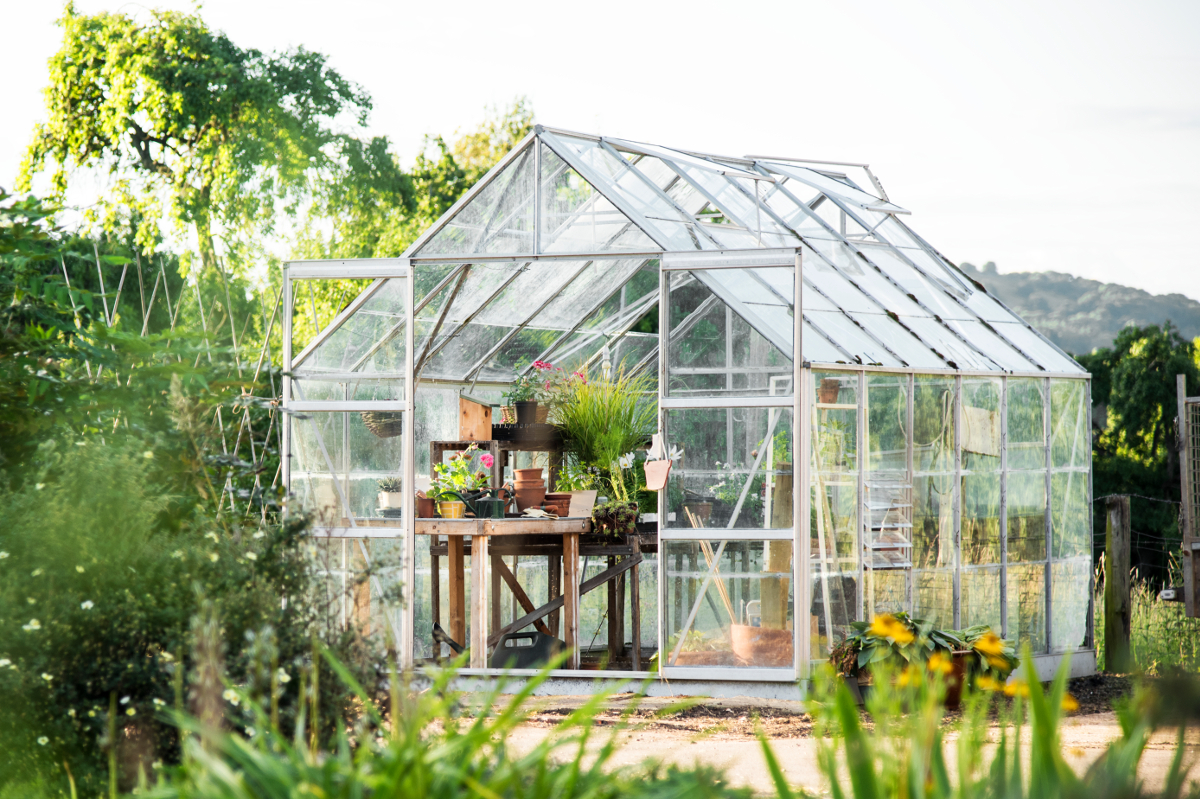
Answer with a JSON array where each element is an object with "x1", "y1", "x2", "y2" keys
[{"x1": 18, "y1": 4, "x2": 409, "y2": 276}]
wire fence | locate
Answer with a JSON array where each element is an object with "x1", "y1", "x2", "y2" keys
[{"x1": 1091, "y1": 492, "x2": 1200, "y2": 673}]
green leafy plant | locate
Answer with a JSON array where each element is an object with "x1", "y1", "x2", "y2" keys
[
  {"x1": 501, "y1": 365, "x2": 541, "y2": 403},
  {"x1": 376, "y1": 477, "x2": 403, "y2": 492},
  {"x1": 832, "y1": 613, "x2": 1018, "y2": 682},
  {"x1": 430, "y1": 443, "x2": 492, "y2": 499},
  {"x1": 554, "y1": 462, "x2": 602, "y2": 492},
  {"x1": 591, "y1": 501, "x2": 639, "y2": 537}
]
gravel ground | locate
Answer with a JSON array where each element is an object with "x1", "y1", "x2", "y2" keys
[{"x1": 518, "y1": 674, "x2": 1136, "y2": 740}]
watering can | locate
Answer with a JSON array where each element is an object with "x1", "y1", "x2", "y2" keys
[{"x1": 440, "y1": 488, "x2": 508, "y2": 519}]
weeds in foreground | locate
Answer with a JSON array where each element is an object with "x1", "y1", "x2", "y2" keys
[{"x1": 1095, "y1": 564, "x2": 1200, "y2": 673}]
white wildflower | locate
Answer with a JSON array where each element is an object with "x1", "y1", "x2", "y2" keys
[
  {"x1": 171, "y1": 550, "x2": 184, "y2": 559},
  {"x1": 252, "y1": 530, "x2": 265, "y2": 539},
  {"x1": 617, "y1": 452, "x2": 635, "y2": 470},
  {"x1": 143, "y1": 451, "x2": 154, "y2": 459},
  {"x1": 668, "y1": 445, "x2": 684, "y2": 461},
  {"x1": 27, "y1": 597, "x2": 36, "y2": 605},
  {"x1": 68, "y1": 709, "x2": 75, "y2": 717},
  {"x1": 276, "y1": 668, "x2": 290, "y2": 684},
  {"x1": 76, "y1": 565, "x2": 85, "y2": 573},
  {"x1": 153, "y1": 698, "x2": 166, "y2": 708},
  {"x1": 245, "y1": 726, "x2": 256, "y2": 737},
  {"x1": 81, "y1": 600, "x2": 94, "y2": 610},
  {"x1": 37, "y1": 737, "x2": 48, "y2": 745},
  {"x1": 41, "y1": 673, "x2": 53, "y2": 681},
  {"x1": 31, "y1": 568, "x2": 43, "y2": 577},
  {"x1": 120, "y1": 696, "x2": 130, "y2": 704},
  {"x1": 0, "y1": 552, "x2": 8, "y2": 559},
  {"x1": 245, "y1": 552, "x2": 257, "y2": 561},
  {"x1": 0, "y1": 659, "x2": 9, "y2": 668},
  {"x1": 22, "y1": 619, "x2": 41, "y2": 632},
  {"x1": 205, "y1": 532, "x2": 220, "y2": 543},
  {"x1": 35, "y1": 483, "x2": 45, "y2": 490},
  {"x1": 222, "y1": 689, "x2": 240, "y2": 706},
  {"x1": 208, "y1": 553, "x2": 219, "y2": 563}
]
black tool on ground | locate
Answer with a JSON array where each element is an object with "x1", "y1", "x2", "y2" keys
[
  {"x1": 432, "y1": 622, "x2": 465, "y2": 655},
  {"x1": 488, "y1": 630, "x2": 566, "y2": 669}
]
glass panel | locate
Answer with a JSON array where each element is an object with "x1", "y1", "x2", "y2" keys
[
  {"x1": 810, "y1": 371, "x2": 858, "y2": 659},
  {"x1": 290, "y1": 411, "x2": 406, "y2": 523},
  {"x1": 962, "y1": 473, "x2": 1001, "y2": 565},
  {"x1": 859, "y1": 244, "x2": 977, "y2": 320},
  {"x1": 865, "y1": 569, "x2": 907, "y2": 618},
  {"x1": 1052, "y1": 471, "x2": 1090, "y2": 559},
  {"x1": 761, "y1": 161, "x2": 905, "y2": 214},
  {"x1": 607, "y1": 138, "x2": 763, "y2": 181},
  {"x1": 900, "y1": 316, "x2": 997, "y2": 371},
  {"x1": 964, "y1": 287, "x2": 1025, "y2": 325},
  {"x1": 315, "y1": 538, "x2": 404, "y2": 646},
  {"x1": 847, "y1": 312, "x2": 947, "y2": 369},
  {"x1": 912, "y1": 374, "x2": 955, "y2": 627},
  {"x1": 962, "y1": 565, "x2": 1003, "y2": 631},
  {"x1": 1008, "y1": 379, "x2": 1047, "y2": 470},
  {"x1": 914, "y1": 569, "x2": 954, "y2": 630},
  {"x1": 667, "y1": 270, "x2": 793, "y2": 398},
  {"x1": 419, "y1": 146, "x2": 536, "y2": 255},
  {"x1": 1007, "y1": 472, "x2": 1047, "y2": 563},
  {"x1": 992, "y1": 323, "x2": 1083, "y2": 374},
  {"x1": 474, "y1": 260, "x2": 584, "y2": 328},
  {"x1": 962, "y1": 377, "x2": 1002, "y2": 473},
  {"x1": 1051, "y1": 380, "x2": 1090, "y2": 468},
  {"x1": 665, "y1": 408, "x2": 795, "y2": 531},
  {"x1": 866, "y1": 374, "x2": 908, "y2": 473},
  {"x1": 802, "y1": 322, "x2": 850, "y2": 364},
  {"x1": 296, "y1": 278, "x2": 408, "y2": 378},
  {"x1": 913, "y1": 376, "x2": 956, "y2": 474},
  {"x1": 548, "y1": 133, "x2": 706, "y2": 252},
  {"x1": 944, "y1": 319, "x2": 1039, "y2": 372},
  {"x1": 806, "y1": 311, "x2": 903, "y2": 367},
  {"x1": 761, "y1": 182, "x2": 843, "y2": 240},
  {"x1": 664, "y1": 540, "x2": 793, "y2": 669},
  {"x1": 294, "y1": 377, "x2": 402, "y2": 403},
  {"x1": 864, "y1": 374, "x2": 912, "y2": 613},
  {"x1": 1008, "y1": 562, "x2": 1047, "y2": 654},
  {"x1": 539, "y1": 144, "x2": 658, "y2": 253},
  {"x1": 670, "y1": 163, "x2": 795, "y2": 241},
  {"x1": 1051, "y1": 557, "x2": 1091, "y2": 651}
]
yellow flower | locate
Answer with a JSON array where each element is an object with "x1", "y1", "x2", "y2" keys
[
  {"x1": 976, "y1": 675, "x2": 1004, "y2": 692},
  {"x1": 927, "y1": 652, "x2": 954, "y2": 675},
  {"x1": 867, "y1": 614, "x2": 914, "y2": 645},
  {"x1": 973, "y1": 632, "x2": 1004, "y2": 657},
  {"x1": 898, "y1": 666, "x2": 921, "y2": 687},
  {"x1": 1061, "y1": 693, "x2": 1080, "y2": 712},
  {"x1": 1003, "y1": 680, "x2": 1030, "y2": 698}
]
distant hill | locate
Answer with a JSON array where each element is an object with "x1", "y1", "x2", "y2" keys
[{"x1": 959, "y1": 262, "x2": 1200, "y2": 356}]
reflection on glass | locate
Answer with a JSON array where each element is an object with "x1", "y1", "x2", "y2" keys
[
  {"x1": 664, "y1": 541, "x2": 793, "y2": 669},
  {"x1": 1008, "y1": 562, "x2": 1047, "y2": 654},
  {"x1": 1007, "y1": 379, "x2": 1046, "y2": 470},
  {"x1": 1007, "y1": 472, "x2": 1047, "y2": 563},
  {"x1": 1051, "y1": 558, "x2": 1091, "y2": 651},
  {"x1": 1051, "y1": 380, "x2": 1089, "y2": 469}
]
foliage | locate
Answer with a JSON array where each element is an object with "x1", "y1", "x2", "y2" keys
[
  {"x1": 430, "y1": 443, "x2": 492, "y2": 499},
  {"x1": 808, "y1": 651, "x2": 1197, "y2": 799},
  {"x1": 19, "y1": 4, "x2": 407, "y2": 276},
  {"x1": 591, "y1": 501, "x2": 639, "y2": 538},
  {"x1": 530, "y1": 359, "x2": 587, "y2": 420},
  {"x1": 556, "y1": 366, "x2": 656, "y2": 479},
  {"x1": 833, "y1": 613, "x2": 1018, "y2": 681},
  {"x1": 554, "y1": 462, "x2": 602, "y2": 493},
  {"x1": 501, "y1": 367, "x2": 540, "y2": 404},
  {"x1": 0, "y1": 443, "x2": 376, "y2": 796},
  {"x1": 146, "y1": 651, "x2": 752, "y2": 799},
  {"x1": 1095, "y1": 563, "x2": 1200, "y2": 673},
  {"x1": 376, "y1": 477, "x2": 403, "y2": 492}
]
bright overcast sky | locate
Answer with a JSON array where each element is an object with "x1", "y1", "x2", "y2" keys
[{"x1": 4, "y1": 0, "x2": 1198, "y2": 299}]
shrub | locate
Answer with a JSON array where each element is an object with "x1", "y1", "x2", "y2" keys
[{"x1": 0, "y1": 441, "x2": 378, "y2": 795}]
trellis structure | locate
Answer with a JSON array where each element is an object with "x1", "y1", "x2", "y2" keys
[{"x1": 281, "y1": 126, "x2": 1095, "y2": 692}]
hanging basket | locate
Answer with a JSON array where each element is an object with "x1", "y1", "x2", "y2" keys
[
  {"x1": 361, "y1": 411, "x2": 404, "y2": 438},
  {"x1": 499, "y1": 405, "x2": 517, "y2": 424},
  {"x1": 535, "y1": 405, "x2": 550, "y2": 424}
]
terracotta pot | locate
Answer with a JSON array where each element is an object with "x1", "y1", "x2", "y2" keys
[
  {"x1": 644, "y1": 459, "x2": 671, "y2": 491},
  {"x1": 730, "y1": 624, "x2": 793, "y2": 668},
  {"x1": 671, "y1": 651, "x2": 740, "y2": 667},
  {"x1": 683, "y1": 501, "x2": 712, "y2": 524},
  {"x1": 514, "y1": 468, "x2": 543, "y2": 481},
  {"x1": 438, "y1": 501, "x2": 466, "y2": 519},
  {"x1": 416, "y1": 495, "x2": 435, "y2": 518},
  {"x1": 515, "y1": 486, "x2": 545, "y2": 512},
  {"x1": 818, "y1": 377, "x2": 841, "y2": 404},
  {"x1": 514, "y1": 400, "x2": 538, "y2": 425}
]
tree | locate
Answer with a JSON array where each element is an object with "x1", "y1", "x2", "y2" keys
[{"x1": 18, "y1": 4, "x2": 409, "y2": 276}]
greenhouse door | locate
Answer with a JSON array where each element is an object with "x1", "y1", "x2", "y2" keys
[
  {"x1": 658, "y1": 248, "x2": 805, "y2": 681},
  {"x1": 281, "y1": 259, "x2": 417, "y2": 668}
]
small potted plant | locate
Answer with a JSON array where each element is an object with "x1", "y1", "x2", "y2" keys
[
  {"x1": 503, "y1": 368, "x2": 541, "y2": 425},
  {"x1": 377, "y1": 477, "x2": 404, "y2": 509},
  {"x1": 531, "y1": 360, "x2": 586, "y2": 424},
  {"x1": 431, "y1": 444, "x2": 493, "y2": 518}
]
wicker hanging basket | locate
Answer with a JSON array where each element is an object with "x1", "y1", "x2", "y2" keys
[
  {"x1": 535, "y1": 405, "x2": 550, "y2": 424},
  {"x1": 360, "y1": 411, "x2": 404, "y2": 438},
  {"x1": 499, "y1": 405, "x2": 517, "y2": 424}
]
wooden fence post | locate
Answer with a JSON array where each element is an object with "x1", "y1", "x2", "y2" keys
[{"x1": 1104, "y1": 494, "x2": 1132, "y2": 672}]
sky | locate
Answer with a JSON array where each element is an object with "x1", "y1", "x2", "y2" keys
[{"x1": 4, "y1": 0, "x2": 1199, "y2": 299}]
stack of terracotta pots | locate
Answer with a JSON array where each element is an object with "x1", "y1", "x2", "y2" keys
[
  {"x1": 543, "y1": 492, "x2": 572, "y2": 517},
  {"x1": 513, "y1": 468, "x2": 545, "y2": 512}
]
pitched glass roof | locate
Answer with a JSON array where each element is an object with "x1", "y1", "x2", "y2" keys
[{"x1": 294, "y1": 126, "x2": 1084, "y2": 381}]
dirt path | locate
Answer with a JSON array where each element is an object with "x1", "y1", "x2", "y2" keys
[{"x1": 503, "y1": 677, "x2": 1198, "y2": 795}]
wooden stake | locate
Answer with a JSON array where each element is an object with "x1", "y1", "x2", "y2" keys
[{"x1": 1104, "y1": 494, "x2": 1132, "y2": 672}]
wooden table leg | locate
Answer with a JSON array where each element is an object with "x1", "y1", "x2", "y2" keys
[
  {"x1": 448, "y1": 536, "x2": 465, "y2": 649},
  {"x1": 547, "y1": 554, "x2": 560, "y2": 636},
  {"x1": 490, "y1": 554, "x2": 502, "y2": 633},
  {"x1": 470, "y1": 533, "x2": 489, "y2": 668},
  {"x1": 631, "y1": 536, "x2": 642, "y2": 671},
  {"x1": 564, "y1": 532, "x2": 580, "y2": 669}
]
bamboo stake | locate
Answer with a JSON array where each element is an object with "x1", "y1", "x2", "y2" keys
[
  {"x1": 110, "y1": 257, "x2": 129, "y2": 327},
  {"x1": 217, "y1": 256, "x2": 243, "y2": 376},
  {"x1": 136, "y1": 251, "x2": 146, "y2": 328},
  {"x1": 93, "y1": 241, "x2": 111, "y2": 325},
  {"x1": 60, "y1": 256, "x2": 93, "y2": 379},
  {"x1": 141, "y1": 269, "x2": 161, "y2": 337}
]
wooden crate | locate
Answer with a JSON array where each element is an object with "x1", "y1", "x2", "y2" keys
[{"x1": 459, "y1": 394, "x2": 493, "y2": 441}]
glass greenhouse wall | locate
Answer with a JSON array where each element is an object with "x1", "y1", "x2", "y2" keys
[{"x1": 280, "y1": 126, "x2": 1093, "y2": 688}]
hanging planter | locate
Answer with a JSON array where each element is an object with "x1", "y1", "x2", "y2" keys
[
  {"x1": 361, "y1": 411, "x2": 403, "y2": 438},
  {"x1": 499, "y1": 405, "x2": 517, "y2": 424}
]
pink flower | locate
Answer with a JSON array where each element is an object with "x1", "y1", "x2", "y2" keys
[{"x1": 480, "y1": 453, "x2": 494, "y2": 469}]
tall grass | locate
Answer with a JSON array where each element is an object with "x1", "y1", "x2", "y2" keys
[
  {"x1": 556, "y1": 368, "x2": 656, "y2": 470},
  {"x1": 1094, "y1": 565, "x2": 1200, "y2": 673}
]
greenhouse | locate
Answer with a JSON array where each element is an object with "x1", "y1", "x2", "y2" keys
[{"x1": 281, "y1": 125, "x2": 1093, "y2": 696}]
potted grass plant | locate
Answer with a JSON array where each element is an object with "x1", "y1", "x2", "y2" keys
[{"x1": 377, "y1": 477, "x2": 404, "y2": 509}]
